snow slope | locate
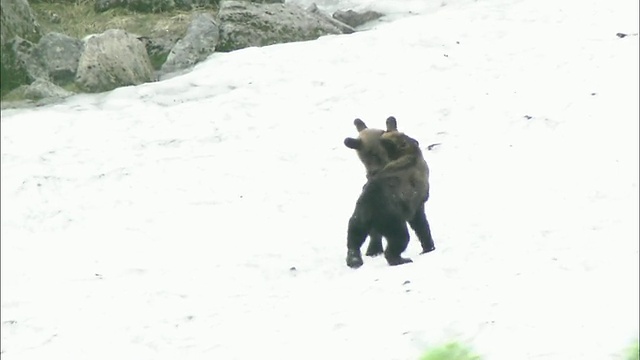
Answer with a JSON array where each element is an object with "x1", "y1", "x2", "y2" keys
[{"x1": 1, "y1": 0, "x2": 638, "y2": 359}]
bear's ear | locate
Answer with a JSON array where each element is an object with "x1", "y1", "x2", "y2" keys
[
  {"x1": 344, "y1": 137, "x2": 362, "y2": 149},
  {"x1": 354, "y1": 118, "x2": 368, "y2": 132},
  {"x1": 386, "y1": 116, "x2": 398, "y2": 132}
]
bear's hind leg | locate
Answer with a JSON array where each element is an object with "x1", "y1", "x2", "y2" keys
[
  {"x1": 408, "y1": 204, "x2": 435, "y2": 254},
  {"x1": 380, "y1": 221, "x2": 413, "y2": 266},
  {"x1": 346, "y1": 215, "x2": 369, "y2": 268},
  {"x1": 365, "y1": 230, "x2": 384, "y2": 257}
]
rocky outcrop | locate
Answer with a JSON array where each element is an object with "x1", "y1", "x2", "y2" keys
[
  {"x1": 332, "y1": 9, "x2": 384, "y2": 28},
  {"x1": 1, "y1": 0, "x2": 43, "y2": 94},
  {"x1": 36, "y1": 32, "x2": 84, "y2": 85},
  {"x1": 217, "y1": 0, "x2": 349, "y2": 52},
  {"x1": 1, "y1": 0, "x2": 377, "y2": 105},
  {"x1": 75, "y1": 29, "x2": 155, "y2": 93},
  {"x1": 160, "y1": 12, "x2": 219, "y2": 76}
]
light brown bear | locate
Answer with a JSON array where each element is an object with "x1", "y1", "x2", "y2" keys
[{"x1": 343, "y1": 116, "x2": 435, "y2": 268}]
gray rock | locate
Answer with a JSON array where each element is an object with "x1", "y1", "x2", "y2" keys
[
  {"x1": 160, "y1": 12, "x2": 219, "y2": 75},
  {"x1": 5, "y1": 37, "x2": 48, "y2": 83},
  {"x1": 217, "y1": 0, "x2": 347, "y2": 52},
  {"x1": 307, "y1": 3, "x2": 355, "y2": 35},
  {"x1": 332, "y1": 9, "x2": 384, "y2": 28},
  {"x1": 75, "y1": 29, "x2": 155, "y2": 93},
  {"x1": 0, "y1": 0, "x2": 41, "y2": 45},
  {"x1": 35, "y1": 32, "x2": 84, "y2": 85},
  {"x1": 18, "y1": 78, "x2": 73, "y2": 100},
  {"x1": 1, "y1": 0, "x2": 42, "y2": 94}
]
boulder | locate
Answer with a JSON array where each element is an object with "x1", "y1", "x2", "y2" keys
[
  {"x1": 160, "y1": 12, "x2": 219, "y2": 76},
  {"x1": 1, "y1": 0, "x2": 42, "y2": 95},
  {"x1": 4, "y1": 37, "x2": 48, "y2": 86},
  {"x1": 35, "y1": 32, "x2": 84, "y2": 85},
  {"x1": 0, "y1": 0, "x2": 41, "y2": 45},
  {"x1": 75, "y1": 29, "x2": 155, "y2": 93},
  {"x1": 332, "y1": 9, "x2": 384, "y2": 28},
  {"x1": 217, "y1": 0, "x2": 348, "y2": 52},
  {"x1": 7, "y1": 78, "x2": 73, "y2": 101},
  {"x1": 307, "y1": 3, "x2": 355, "y2": 35}
]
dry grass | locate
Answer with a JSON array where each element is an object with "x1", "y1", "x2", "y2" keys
[{"x1": 30, "y1": 0, "x2": 208, "y2": 40}]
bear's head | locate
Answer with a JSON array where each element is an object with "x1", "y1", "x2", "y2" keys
[
  {"x1": 344, "y1": 116, "x2": 400, "y2": 177},
  {"x1": 379, "y1": 129, "x2": 422, "y2": 161}
]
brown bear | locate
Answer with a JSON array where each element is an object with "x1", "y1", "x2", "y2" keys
[
  {"x1": 343, "y1": 118, "x2": 389, "y2": 257},
  {"x1": 344, "y1": 116, "x2": 435, "y2": 268}
]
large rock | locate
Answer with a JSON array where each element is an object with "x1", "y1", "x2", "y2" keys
[
  {"x1": 307, "y1": 3, "x2": 355, "y2": 34},
  {"x1": 7, "y1": 78, "x2": 73, "y2": 101},
  {"x1": 217, "y1": 0, "x2": 348, "y2": 52},
  {"x1": 35, "y1": 32, "x2": 84, "y2": 85},
  {"x1": 4, "y1": 37, "x2": 48, "y2": 85},
  {"x1": 160, "y1": 12, "x2": 219, "y2": 76},
  {"x1": 0, "y1": 0, "x2": 41, "y2": 45},
  {"x1": 75, "y1": 29, "x2": 155, "y2": 93},
  {"x1": 1, "y1": 0, "x2": 42, "y2": 95},
  {"x1": 332, "y1": 9, "x2": 384, "y2": 28}
]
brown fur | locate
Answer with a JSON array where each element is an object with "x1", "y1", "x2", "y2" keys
[
  {"x1": 343, "y1": 116, "x2": 435, "y2": 268},
  {"x1": 343, "y1": 119, "x2": 390, "y2": 178}
]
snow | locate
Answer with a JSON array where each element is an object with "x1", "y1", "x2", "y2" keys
[{"x1": 1, "y1": 0, "x2": 638, "y2": 359}]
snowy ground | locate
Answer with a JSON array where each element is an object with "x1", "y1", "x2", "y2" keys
[{"x1": 1, "y1": 0, "x2": 638, "y2": 359}]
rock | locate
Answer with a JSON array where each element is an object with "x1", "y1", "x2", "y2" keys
[
  {"x1": 332, "y1": 9, "x2": 384, "y2": 28},
  {"x1": 1, "y1": 0, "x2": 43, "y2": 95},
  {"x1": 75, "y1": 29, "x2": 155, "y2": 93},
  {"x1": 4, "y1": 37, "x2": 48, "y2": 86},
  {"x1": 18, "y1": 78, "x2": 73, "y2": 100},
  {"x1": 35, "y1": 32, "x2": 84, "y2": 86},
  {"x1": 0, "y1": 0, "x2": 41, "y2": 45},
  {"x1": 160, "y1": 12, "x2": 219, "y2": 75},
  {"x1": 307, "y1": 3, "x2": 355, "y2": 35},
  {"x1": 217, "y1": 0, "x2": 347, "y2": 52}
]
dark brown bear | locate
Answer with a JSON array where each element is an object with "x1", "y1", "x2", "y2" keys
[{"x1": 344, "y1": 117, "x2": 435, "y2": 268}]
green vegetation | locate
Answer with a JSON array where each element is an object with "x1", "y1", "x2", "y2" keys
[
  {"x1": 419, "y1": 341, "x2": 482, "y2": 360},
  {"x1": 625, "y1": 339, "x2": 639, "y2": 360}
]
